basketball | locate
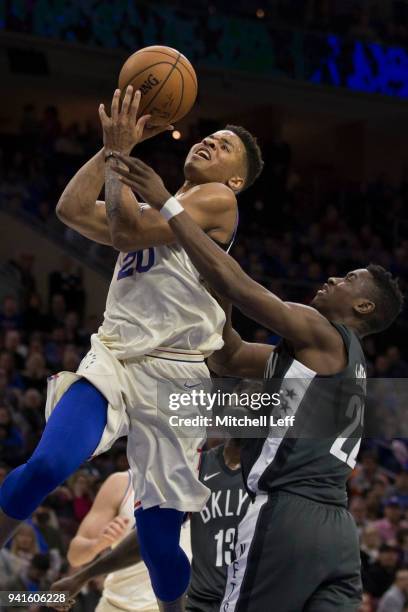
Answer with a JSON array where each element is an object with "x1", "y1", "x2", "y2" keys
[{"x1": 118, "y1": 45, "x2": 198, "y2": 126}]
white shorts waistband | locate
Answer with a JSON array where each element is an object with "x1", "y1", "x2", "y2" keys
[{"x1": 146, "y1": 347, "x2": 205, "y2": 363}]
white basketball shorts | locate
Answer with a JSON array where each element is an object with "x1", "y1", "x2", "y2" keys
[{"x1": 45, "y1": 335, "x2": 210, "y2": 512}]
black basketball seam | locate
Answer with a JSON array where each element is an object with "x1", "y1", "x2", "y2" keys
[
  {"x1": 171, "y1": 65, "x2": 185, "y2": 123},
  {"x1": 121, "y1": 61, "x2": 175, "y2": 91},
  {"x1": 131, "y1": 48, "x2": 197, "y2": 91},
  {"x1": 139, "y1": 52, "x2": 182, "y2": 119}
]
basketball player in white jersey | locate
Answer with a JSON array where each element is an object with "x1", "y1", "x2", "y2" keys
[
  {"x1": 66, "y1": 470, "x2": 191, "y2": 612},
  {"x1": 0, "y1": 86, "x2": 263, "y2": 611}
]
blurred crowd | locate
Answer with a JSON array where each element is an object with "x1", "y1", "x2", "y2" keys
[
  {"x1": 5, "y1": 0, "x2": 408, "y2": 49},
  {"x1": 1, "y1": 104, "x2": 408, "y2": 610}
]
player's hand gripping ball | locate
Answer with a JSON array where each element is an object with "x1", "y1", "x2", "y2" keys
[{"x1": 99, "y1": 86, "x2": 173, "y2": 155}]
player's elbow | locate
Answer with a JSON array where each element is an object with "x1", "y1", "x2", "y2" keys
[
  {"x1": 111, "y1": 231, "x2": 141, "y2": 252},
  {"x1": 55, "y1": 195, "x2": 74, "y2": 223},
  {"x1": 67, "y1": 544, "x2": 82, "y2": 568}
]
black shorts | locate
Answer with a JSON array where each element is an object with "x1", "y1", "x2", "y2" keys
[
  {"x1": 221, "y1": 491, "x2": 362, "y2": 612},
  {"x1": 186, "y1": 597, "x2": 221, "y2": 612}
]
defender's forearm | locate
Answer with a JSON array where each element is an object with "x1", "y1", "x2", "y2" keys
[{"x1": 56, "y1": 149, "x2": 105, "y2": 222}]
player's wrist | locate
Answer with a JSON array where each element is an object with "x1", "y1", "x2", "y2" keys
[{"x1": 160, "y1": 196, "x2": 184, "y2": 221}]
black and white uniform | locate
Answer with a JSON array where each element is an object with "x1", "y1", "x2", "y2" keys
[
  {"x1": 221, "y1": 324, "x2": 366, "y2": 612},
  {"x1": 187, "y1": 445, "x2": 249, "y2": 612}
]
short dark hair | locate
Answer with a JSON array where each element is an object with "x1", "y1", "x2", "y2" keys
[
  {"x1": 225, "y1": 124, "x2": 264, "y2": 190},
  {"x1": 365, "y1": 264, "x2": 404, "y2": 334}
]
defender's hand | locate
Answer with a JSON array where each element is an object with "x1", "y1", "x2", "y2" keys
[
  {"x1": 99, "y1": 86, "x2": 173, "y2": 155},
  {"x1": 112, "y1": 153, "x2": 172, "y2": 209}
]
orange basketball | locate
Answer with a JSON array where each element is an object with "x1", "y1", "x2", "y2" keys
[{"x1": 118, "y1": 45, "x2": 198, "y2": 126}]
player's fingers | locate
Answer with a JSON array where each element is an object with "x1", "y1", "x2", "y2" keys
[
  {"x1": 111, "y1": 516, "x2": 128, "y2": 530},
  {"x1": 121, "y1": 85, "x2": 133, "y2": 116},
  {"x1": 113, "y1": 153, "x2": 146, "y2": 174},
  {"x1": 113, "y1": 166, "x2": 144, "y2": 182},
  {"x1": 132, "y1": 157, "x2": 152, "y2": 171},
  {"x1": 98, "y1": 104, "x2": 110, "y2": 125},
  {"x1": 147, "y1": 124, "x2": 174, "y2": 137},
  {"x1": 118, "y1": 176, "x2": 146, "y2": 192},
  {"x1": 111, "y1": 89, "x2": 121, "y2": 122},
  {"x1": 129, "y1": 90, "x2": 142, "y2": 123},
  {"x1": 105, "y1": 523, "x2": 124, "y2": 537},
  {"x1": 136, "y1": 114, "x2": 152, "y2": 133}
]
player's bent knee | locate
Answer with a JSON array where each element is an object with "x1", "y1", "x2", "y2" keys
[{"x1": 25, "y1": 451, "x2": 71, "y2": 489}]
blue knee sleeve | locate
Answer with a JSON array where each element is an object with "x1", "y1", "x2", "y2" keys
[
  {"x1": 135, "y1": 506, "x2": 190, "y2": 601},
  {"x1": 0, "y1": 379, "x2": 107, "y2": 519}
]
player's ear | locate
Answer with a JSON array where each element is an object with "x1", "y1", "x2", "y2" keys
[
  {"x1": 353, "y1": 298, "x2": 375, "y2": 316},
  {"x1": 227, "y1": 175, "x2": 244, "y2": 192}
]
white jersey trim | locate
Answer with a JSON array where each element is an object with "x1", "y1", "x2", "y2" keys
[
  {"x1": 247, "y1": 358, "x2": 316, "y2": 494},
  {"x1": 220, "y1": 494, "x2": 268, "y2": 611}
]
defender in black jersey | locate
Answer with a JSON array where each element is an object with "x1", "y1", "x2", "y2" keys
[
  {"x1": 187, "y1": 440, "x2": 250, "y2": 612},
  {"x1": 121, "y1": 162, "x2": 404, "y2": 611}
]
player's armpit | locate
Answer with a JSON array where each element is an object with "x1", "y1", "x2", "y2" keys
[{"x1": 110, "y1": 182, "x2": 237, "y2": 251}]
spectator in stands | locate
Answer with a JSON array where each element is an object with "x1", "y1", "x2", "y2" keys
[
  {"x1": 375, "y1": 497, "x2": 405, "y2": 543},
  {"x1": 32, "y1": 504, "x2": 65, "y2": 558},
  {"x1": 47, "y1": 294, "x2": 67, "y2": 330},
  {"x1": 21, "y1": 353, "x2": 49, "y2": 391},
  {"x1": 4, "y1": 330, "x2": 27, "y2": 370},
  {"x1": 23, "y1": 292, "x2": 47, "y2": 335},
  {"x1": 0, "y1": 296, "x2": 21, "y2": 332},
  {"x1": 49, "y1": 256, "x2": 85, "y2": 316},
  {"x1": 360, "y1": 524, "x2": 381, "y2": 573},
  {"x1": 386, "y1": 347, "x2": 408, "y2": 378},
  {"x1": 44, "y1": 326, "x2": 67, "y2": 370},
  {"x1": 0, "y1": 351, "x2": 24, "y2": 390},
  {"x1": 0, "y1": 404, "x2": 24, "y2": 465},
  {"x1": 0, "y1": 552, "x2": 51, "y2": 593},
  {"x1": 362, "y1": 543, "x2": 401, "y2": 599},
  {"x1": 390, "y1": 471, "x2": 408, "y2": 510},
  {"x1": 350, "y1": 451, "x2": 383, "y2": 495},
  {"x1": 378, "y1": 569, "x2": 408, "y2": 612},
  {"x1": 66, "y1": 470, "x2": 95, "y2": 524},
  {"x1": 350, "y1": 497, "x2": 368, "y2": 535}
]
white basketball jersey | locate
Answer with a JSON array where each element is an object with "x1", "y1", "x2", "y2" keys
[
  {"x1": 97, "y1": 240, "x2": 227, "y2": 360},
  {"x1": 102, "y1": 471, "x2": 192, "y2": 611}
]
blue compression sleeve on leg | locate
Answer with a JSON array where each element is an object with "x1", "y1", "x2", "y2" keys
[
  {"x1": 135, "y1": 506, "x2": 190, "y2": 602},
  {"x1": 0, "y1": 379, "x2": 107, "y2": 519}
]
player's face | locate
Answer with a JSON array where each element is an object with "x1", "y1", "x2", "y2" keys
[
  {"x1": 311, "y1": 269, "x2": 375, "y2": 318},
  {"x1": 184, "y1": 130, "x2": 246, "y2": 191}
]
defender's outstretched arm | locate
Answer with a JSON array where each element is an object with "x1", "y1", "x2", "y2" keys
[{"x1": 208, "y1": 300, "x2": 274, "y2": 378}]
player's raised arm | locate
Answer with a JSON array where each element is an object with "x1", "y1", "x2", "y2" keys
[
  {"x1": 208, "y1": 299, "x2": 274, "y2": 378},
  {"x1": 67, "y1": 473, "x2": 130, "y2": 567},
  {"x1": 56, "y1": 148, "x2": 112, "y2": 245},
  {"x1": 56, "y1": 85, "x2": 171, "y2": 246}
]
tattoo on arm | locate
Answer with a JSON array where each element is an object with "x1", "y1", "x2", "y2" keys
[{"x1": 105, "y1": 160, "x2": 127, "y2": 223}]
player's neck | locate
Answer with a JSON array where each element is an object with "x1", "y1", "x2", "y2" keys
[{"x1": 223, "y1": 443, "x2": 241, "y2": 470}]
